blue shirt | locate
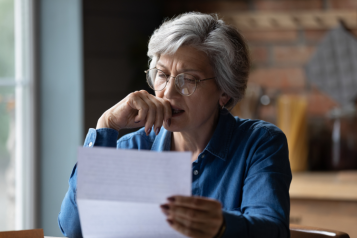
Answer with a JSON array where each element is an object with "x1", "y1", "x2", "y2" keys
[{"x1": 58, "y1": 109, "x2": 292, "y2": 238}]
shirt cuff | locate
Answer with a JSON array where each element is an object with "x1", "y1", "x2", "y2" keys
[
  {"x1": 221, "y1": 210, "x2": 247, "y2": 238},
  {"x1": 83, "y1": 128, "x2": 119, "y2": 148}
]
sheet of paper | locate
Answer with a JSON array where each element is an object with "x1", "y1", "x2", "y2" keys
[{"x1": 77, "y1": 147, "x2": 192, "y2": 238}]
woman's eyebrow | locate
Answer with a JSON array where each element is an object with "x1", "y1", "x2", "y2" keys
[
  {"x1": 180, "y1": 68, "x2": 202, "y2": 73},
  {"x1": 156, "y1": 62, "x2": 168, "y2": 70},
  {"x1": 156, "y1": 62, "x2": 203, "y2": 74}
]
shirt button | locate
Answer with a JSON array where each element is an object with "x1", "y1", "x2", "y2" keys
[
  {"x1": 193, "y1": 170, "x2": 199, "y2": 175},
  {"x1": 201, "y1": 154, "x2": 205, "y2": 158},
  {"x1": 88, "y1": 142, "x2": 93, "y2": 147}
]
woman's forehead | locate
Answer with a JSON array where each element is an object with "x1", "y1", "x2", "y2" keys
[{"x1": 157, "y1": 46, "x2": 212, "y2": 73}]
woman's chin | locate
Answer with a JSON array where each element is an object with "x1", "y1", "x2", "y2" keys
[{"x1": 163, "y1": 123, "x2": 183, "y2": 132}]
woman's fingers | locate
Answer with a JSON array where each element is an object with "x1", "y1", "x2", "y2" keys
[
  {"x1": 165, "y1": 209, "x2": 219, "y2": 238},
  {"x1": 160, "y1": 196, "x2": 223, "y2": 237},
  {"x1": 159, "y1": 98, "x2": 173, "y2": 124},
  {"x1": 130, "y1": 91, "x2": 171, "y2": 135},
  {"x1": 170, "y1": 215, "x2": 218, "y2": 237},
  {"x1": 129, "y1": 93, "x2": 148, "y2": 123},
  {"x1": 170, "y1": 215, "x2": 204, "y2": 231},
  {"x1": 125, "y1": 91, "x2": 155, "y2": 134},
  {"x1": 162, "y1": 203, "x2": 221, "y2": 232},
  {"x1": 100, "y1": 90, "x2": 171, "y2": 132},
  {"x1": 147, "y1": 94, "x2": 164, "y2": 135},
  {"x1": 160, "y1": 196, "x2": 223, "y2": 238},
  {"x1": 149, "y1": 95, "x2": 172, "y2": 134},
  {"x1": 168, "y1": 196, "x2": 222, "y2": 212},
  {"x1": 164, "y1": 204, "x2": 209, "y2": 222},
  {"x1": 166, "y1": 218, "x2": 207, "y2": 238},
  {"x1": 139, "y1": 94, "x2": 157, "y2": 135}
]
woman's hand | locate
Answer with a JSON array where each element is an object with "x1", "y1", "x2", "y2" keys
[
  {"x1": 161, "y1": 196, "x2": 224, "y2": 238},
  {"x1": 96, "y1": 90, "x2": 172, "y2": 135}
]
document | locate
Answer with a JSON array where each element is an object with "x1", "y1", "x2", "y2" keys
[{"x1": 77, "y1": 147, "x2": 192, "y2": 238}]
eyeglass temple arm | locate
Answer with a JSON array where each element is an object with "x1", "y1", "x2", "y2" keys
[
  {"x1": 144, "y1": 68, "x2": 157, "y2": 73},
  {"x1": 197, "y1": 77, "x2": 215, "y2": 82}
]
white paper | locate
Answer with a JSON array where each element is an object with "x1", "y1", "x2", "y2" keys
[{"x1": 77, "y1": 147, "x2": 192, "y2": 238}]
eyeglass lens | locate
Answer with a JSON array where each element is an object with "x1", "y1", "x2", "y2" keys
[{"x1": 146, "y1": 69, "x2": 196, "y2": 95}]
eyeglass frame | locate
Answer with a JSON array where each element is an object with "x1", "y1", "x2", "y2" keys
[{"x1": 144, "y1": 67, "x2": 216, "y2": 96}]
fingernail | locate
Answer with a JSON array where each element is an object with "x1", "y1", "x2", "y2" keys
[
  {"x1": 166, "y1": 219, "x2": 174, "y2": 225},
  {"x1": 155, "y1": 127, "x2": 160, "y2": 135},
  {"x1": 134, "y1": 121, "x2": 140, "y2": 123},
  {"x1": 161, "y1": 209, "x2": 169, "y2": 216},
  {"x1": 167, "y1": 196, "x2": 175, "y2": 202},
  {"x1": 160, "y1": 204, "x2": 170, "y2": 210},
  {"x1": 160, "y1": 204, "x2": 169, "y2": 216},
  {"x1": 167, "y1": 119, "x2": 171, "y2": 127},
  {"x1": 147, "y1": 127, "x2": 151, "y2": 135}
]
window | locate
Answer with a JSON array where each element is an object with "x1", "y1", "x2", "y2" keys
[{"x1": 0, "y1": 0, "x2": 36, "y2": 231}]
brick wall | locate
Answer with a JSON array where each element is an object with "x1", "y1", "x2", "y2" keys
[
  {"x1": 164, "y1": 0, "x2": 357, "y2": 170},
  {"x1": 166, "y1": 0, "x2": 357, "y2": 123}
]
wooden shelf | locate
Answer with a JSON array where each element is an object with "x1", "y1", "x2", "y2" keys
[
  {"x1": 224, "y1": 11, "x2": 357, "y2": 30},
  {"x1": 290, "y1": 171, "x2": 357, "y2": 201}
]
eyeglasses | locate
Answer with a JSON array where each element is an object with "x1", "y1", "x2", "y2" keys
[{"x1": 145, "y1": 68, "x2": 215, "y2": 96}]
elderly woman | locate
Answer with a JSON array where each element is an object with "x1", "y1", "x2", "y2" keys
[{"x1": 58, "y1": 12, "x2": 291, "y2": 238}]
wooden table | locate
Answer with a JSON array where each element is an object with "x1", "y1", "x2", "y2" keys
[
  {"x1": 290, "y1": 171, "x2": 357, "y2": 238},
  {"x1": 44, "y1": 173, "x2": 357, "y2": 238}
]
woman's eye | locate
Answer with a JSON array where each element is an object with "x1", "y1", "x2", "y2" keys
[
  {"x1": 184, "y1": 78, "x2": 195, "y2": 84},
  {"x1": 158, "y1": 73, "x2": 167, "y2": 78}
]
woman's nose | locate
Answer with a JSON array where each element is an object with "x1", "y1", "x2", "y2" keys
[{"x1": 164, "y1": 76, "x2": 179, "y2": 98}]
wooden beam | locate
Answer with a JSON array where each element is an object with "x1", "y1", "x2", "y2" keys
[{"x1": 224, "y1": 11, "x2": 357, "y2": 30}]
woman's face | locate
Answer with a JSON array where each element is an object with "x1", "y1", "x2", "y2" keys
[{"x1": 156, "y1": 45, "x2": 227, "y2": 133}]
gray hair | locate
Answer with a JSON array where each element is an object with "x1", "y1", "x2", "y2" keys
[{"x1": 147, "y1": 12, "x2": 250, "y2": 109}]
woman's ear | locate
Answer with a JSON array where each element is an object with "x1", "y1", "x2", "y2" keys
[{"x1": 219, "y1": 92, "x2": 231, "y2": 107}]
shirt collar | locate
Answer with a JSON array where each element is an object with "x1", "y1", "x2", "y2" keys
[
  {"x1": 204, "y1": 109, "x2": 236, "y2": 161},
  {"x1": 151, "y1": 108, "x2": 236, "y2": 161}
]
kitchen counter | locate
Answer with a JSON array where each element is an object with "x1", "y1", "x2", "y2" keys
[
  {"x1": 289, "y1": 171, "x2": 357, "y2": 237},
  {"x1": 290, "y1": 171, "x2": 357, "y2": 201}
]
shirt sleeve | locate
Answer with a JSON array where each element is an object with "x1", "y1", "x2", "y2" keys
[
  {"x1": 222, "y1": 130, "x2": 292, "y2": 238},
  {"x1": 83, "y1": 128, "x2": 119, "y2": 147},
  {"x1": 58, "y1": 128, "x2": 119, "y2": 237}
]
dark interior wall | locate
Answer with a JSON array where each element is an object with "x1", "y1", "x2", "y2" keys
[
  {"x1": 83, "y1": 0, "x2": 165, "y2": 137},
  {"x1": 82, "y1": 0, "x2": 232, "y2": 138}
]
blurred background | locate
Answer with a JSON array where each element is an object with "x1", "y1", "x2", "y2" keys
[{"x1": 0, "y1": 0, "x2": 356, "y2": 237}]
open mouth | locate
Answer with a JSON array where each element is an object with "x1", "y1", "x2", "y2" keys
[{"x1": 172, "y1": 107, "x2": 185, "y2": 116}]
